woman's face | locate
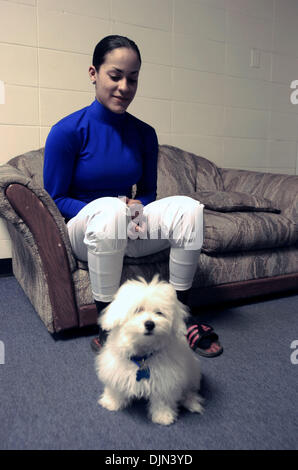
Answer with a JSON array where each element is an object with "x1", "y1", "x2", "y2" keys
[{"x1": 89, "y1": 47, "x2": 141, "y2": 114}]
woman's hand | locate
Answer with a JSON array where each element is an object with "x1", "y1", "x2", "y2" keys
[
  {"x1": 126, "y1": 198, "x2": 145, "y2": 234},
  {"x1": 126, "y1": 198, "x2": 142, "y2": 213}
]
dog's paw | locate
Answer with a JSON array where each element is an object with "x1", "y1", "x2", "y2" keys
[
  {"x1": 98, "y1": 393, "x2": 122, "y2": 411},
  {"x1": 151, "y1": 409, "x2": 176, "y2": 426},
  {"x1": 182, "y1": 392, "x2": 204, "y2": 414}
]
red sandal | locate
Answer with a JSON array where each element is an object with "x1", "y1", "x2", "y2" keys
[
  {"x1": 90, "y1": 328, "x2": 108, "y2": 353},
  {"x1": 186, "y1": 323, "x2": 223, "y2": 358}
]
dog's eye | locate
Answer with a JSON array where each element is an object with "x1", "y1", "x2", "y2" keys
[
  {"x1": 155, "y1": 311, "x2": 164, "y2": 316},
  {"x1": 134, "y1": 306, "x2": 144, "y2": 314}
]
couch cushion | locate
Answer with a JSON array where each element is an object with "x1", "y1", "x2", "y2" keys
[
  {"x1": 221, "y1": 167, "x2": 298, "y2": 219},
  {"x1": 156, "y1": 145, "x2": 224, "y2": 200},
  {"x1": 189, "y1": 190, "x2": 280, "y2": 213},
  {"x1": 203, "y1": 209, "x2": 298, "y2": 254}
]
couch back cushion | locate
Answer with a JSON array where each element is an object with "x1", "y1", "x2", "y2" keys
[
  {"x1": 184, "y1": 190, "x2": 280, "y2": 213},
  {"x1": 156, "y1": 145, "x2": 224, "y2": 199},
  {"x1": 8, "y1": 144, "x2": 224, "y2": 201},
  {"x1": 221, "y1": 167, "x2": 298, "y2": 220}
]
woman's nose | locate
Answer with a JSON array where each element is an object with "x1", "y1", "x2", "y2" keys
[{"x1": 118, "y1": 78, "x2": 129, "y2": 93}]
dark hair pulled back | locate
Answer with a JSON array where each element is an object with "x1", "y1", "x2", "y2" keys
[{"x1": 92, "y1": 35, "x2": 142, "y2": 71}]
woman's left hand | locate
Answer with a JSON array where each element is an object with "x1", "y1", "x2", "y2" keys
[
  {"x1": 126, "y1": 198, "x2": 143, "y2": 215},
  {"x1": 126, "y1": 198, "x2": 146, "y2": 234}
]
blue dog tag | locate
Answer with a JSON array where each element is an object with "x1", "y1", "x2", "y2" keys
[
  {"x1": 136, "y1": 366, "x2": 150, "y2": 382},
  {"x1": 131, "y1": 354, "x2": 152, "y2": 382}
]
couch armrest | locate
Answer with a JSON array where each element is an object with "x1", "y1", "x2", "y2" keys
[
  {"x1": 220, "y1": 167, "x2": 298, "y2": 219},
  {"x1": 0, "y1": 163, "x2": 76, "y2": 270},
  {"x1": 5, "y1": 183, "x2": 79, "y2": 331},
  {"x1": 0, "y1": 164, "x2": 79, "y2": 331}
]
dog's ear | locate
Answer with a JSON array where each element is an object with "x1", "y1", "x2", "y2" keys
[
  {"x1": 99, "y1": 281, "x2": 135, "y2": 330},
  {"x1": 173, "y1": 300, "x2": 189, "y2": 337},
  {"x1": 99, "y1": 300, "x2": 123, "y2": 331}
]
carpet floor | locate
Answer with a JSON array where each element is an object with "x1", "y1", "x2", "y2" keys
[{"x1": 0, "y1": 276, "x2": 297, "y2": 450}]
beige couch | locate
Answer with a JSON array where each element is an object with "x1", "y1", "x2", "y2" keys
[{"x1": 1, "y1": 144, "x2": 298, "y2": 333}]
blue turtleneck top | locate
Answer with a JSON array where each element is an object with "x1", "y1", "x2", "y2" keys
[{"x1": 43, "y1": 99, "x2": 158, "y2": 220}]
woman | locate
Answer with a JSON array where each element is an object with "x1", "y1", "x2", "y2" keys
[{"x1": 43, "y1": 35, "x2": 223, "y2": 357}]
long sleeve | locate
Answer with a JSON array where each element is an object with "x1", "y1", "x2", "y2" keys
[
  {"x1": 43, "y1": 99, "x2": 159, "y2": 219},
  {"x1": 43, "y1": 124, "x2": 87, "y2": 220},
  {"x1": 135, "y1": 126, "x2": 158, "y2": 206}
]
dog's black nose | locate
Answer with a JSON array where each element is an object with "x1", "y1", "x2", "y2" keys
[{"x1": 144, "y1": 320, "x2": 155, "y2": 332}]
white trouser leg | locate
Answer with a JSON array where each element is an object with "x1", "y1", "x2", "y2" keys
[
  {"x1": 87, "y1": 249, "x2": 126, "y2": 302},
  {"x1": 127, "y1": 195, "x2": 204, "y2": 291},
  {"x1": 151, "y1": 195, "x2": 203, "y2": 291},
  {"x1": 169, "y1": 247, "x2": 201, "y2": 291},
  {"x1": 67, "y1": 197, "x2": 128, "y2": 302}
]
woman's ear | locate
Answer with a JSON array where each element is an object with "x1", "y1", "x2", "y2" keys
[{"x1": 88, "y1": 65, "x2": 97, "y2": 85}]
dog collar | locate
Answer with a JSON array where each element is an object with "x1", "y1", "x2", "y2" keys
[{"x1": 130, "y1": 353, "x2": 153, "y2": 382}]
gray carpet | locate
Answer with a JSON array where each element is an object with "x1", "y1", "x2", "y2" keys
[{"x1": 0, "y1": 276, "x2": 297, "y2": 450}]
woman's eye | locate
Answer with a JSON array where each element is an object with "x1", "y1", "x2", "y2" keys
[{"x1": 109, "y1": 76, "x2": 137, "y2": 84}]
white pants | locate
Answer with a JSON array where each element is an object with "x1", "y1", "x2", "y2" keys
[{"x1": 67, "y1": 195, "x2": 204, "y2": 302}]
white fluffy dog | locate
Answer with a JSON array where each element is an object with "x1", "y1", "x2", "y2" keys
[{"x1": 95, "y1": 275, "x2": 203, "y2": 425}]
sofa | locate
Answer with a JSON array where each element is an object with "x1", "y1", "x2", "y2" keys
[{"x1": 1, "y1": 144, "x2": 298, "y2": 333}]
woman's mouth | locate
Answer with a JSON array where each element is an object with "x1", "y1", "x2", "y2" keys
[{"x1": 113, "y1": 96, "x2": 129, "y2": 103}]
